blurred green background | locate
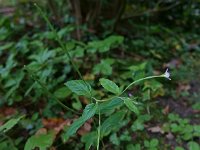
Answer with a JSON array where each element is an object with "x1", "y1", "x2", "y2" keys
[{"x1": 0, "y1": 0, "x2": 200, "y2": 150}]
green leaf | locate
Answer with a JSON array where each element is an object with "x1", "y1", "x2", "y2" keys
[
  {"x1": 188, "y1": 141, "x2": 200, "y2": 150},
  {"x1": 81, "y1": 132, "x2": 97, "y2": 150},
  {"x1": 101, "y1": 111, "x2": 126, "y2": 137},
  {"x1": 175, "y1": 146, "x2": 184, "y2": 150},
  {"x1": 24, "y1": 132, "x2": 55, "y2": 150},
  {"x1": 126, "y1": 144, "x2": 141, "y2": 150},
  {"x1": 64, "y1": 103, "x2": 97, "y2": 141},
  {"x1": 150, "y1": 139, "x2": 159, "y2": 147},
  {"x1": 122, "y1": 97, "x2": 139, "y2": 115},
  {"x1": 54, "y1": 86, "x2": 71, "y2": 99},
  {"x1": 0, "y1": 115, "x2": 24, "y2": 133},
  {"x1": 64, "y1": 80, "x2": 92, "y2": 97},
  {"x1": 99, "y1": 78, "x2": 120, "y2": 94},
  {"x1": 98, "y1": 97, "x2": 123, "y2": 114},
  {"x1": 87, "y1": 35, "x2": 124, "y2": 53},
  {"x1": 0, "y1": 140, "x2": 17, "y2": 150},
  {"x1": 110, "y1": 133, "x2": 120, "y2": 146},
  {"x1": 93, "y1": 59, "x2": 113, "y2": 75}
]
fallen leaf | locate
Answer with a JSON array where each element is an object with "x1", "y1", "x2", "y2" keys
[
  {"x1": 36, "y1": 128, "x2": 47, "y2": 135},
  {"x1": 0, "y1": 107, "x2": 16, "y2": 116},
  {"x1": 166, "y1": 132, "x2": 174, "y2": 140},
  {"x1": 148, "y1": 126, "x2": 164, "y2": 134},
  {"x1": 77, "y1": 122, "x2": 92, "y2": 136},
  {"x1": 162, "y1": 105, "x2": 169, "y2": 115},
  {"x1": 42, "y1": 118, "x2": 71, "y2": 135}
]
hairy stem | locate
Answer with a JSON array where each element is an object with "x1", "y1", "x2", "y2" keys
[{"x1": 93, "y1": 75, "x2": 165, "y2": 102}]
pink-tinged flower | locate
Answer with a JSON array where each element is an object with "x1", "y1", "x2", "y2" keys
[{"x1": 163, "y1": 68, "x2": 171, "y2": 80}]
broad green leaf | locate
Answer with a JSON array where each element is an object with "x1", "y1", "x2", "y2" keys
[
  {"x1": 81, "y1": 131, "x2": 97, "y2": 150},
  {"x1": 99, "y1": 78, "x2": 120, "y2": 94},
  {"x1": 175, "y1": 147, "x2": 184, "y2": 150},
  {"x1": 98, "y1": 97, "x2": 123, "y2": 114},
  {"x1": 121, "y1": 97, "x2": 139, "y2": 115},
  {"x1": 87, "y1": 35, "x2": 124, "y2": 53},
  {"x1": 0, "y1": 115, "x2": 24, "y2": 133},
  {"x1": 93, "y1": 59, "x2": 113, "y2": 75},
  {"x1": 101, "y1": 111, "x2": 126, "y2": 137},
  {"x1": 54, "y1": 86, "x2": 71, "y2": 99},
  {"x1": 64, "y1": 103, "x2": 97, "y2": 141},
  {"x1": 110, "y1": 133, "x2": 120, "y2": 146},
  {"x1": 0, "y1": 141, "x2": 17, "y2": 150},
  {"x1": 24, "y1": 132, "x2": 55, "y2": 150},
  {"x1": 64, "y1": 80, "x2": 92, "y2": 97},
  {"x1": 188, "y1": 141, "x2": 200, "y2": 150},
  {"x1": 126, "y1": 144, "x2": 141, "y2": 150},
  {"x1": 150, "y1": 139, "x2": 159, "y2": 147}
]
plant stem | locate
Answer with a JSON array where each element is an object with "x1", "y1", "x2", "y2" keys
[
  {"x1": 34, "y1": 3, "x2": 92, "y2": 100},
  {"x1": 97, "y1": 102, "x2": 101, "y2": 150},
  {"x1": 121, "y1": 75, "x2": 162, "y2": 94},
  {"x1": 93, "y1": 75, "x2": 165, "y2": 102}
]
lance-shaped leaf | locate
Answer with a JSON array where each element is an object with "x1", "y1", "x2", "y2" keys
[
  {"x1": 64, "y1": 80, "x2": 92, "y2": 97},
  {"x1": 100, "y1": 111, "x2": 126, "y2": 137},
  {"x1": 24, "y1": 131, "x2": 55, "y2": 150},
  {"x1": 121, "y1": 97, "x2": 139, "y2": 115},
  {"x1": 0, "y1": 115, "x2": 24, "y2": 133},
  {"x1": 64, "y1": 103, "x2": 97, "y2": 141},
  {"x1": 99, "y1": 78, "x2": 120, "y2": 94}
]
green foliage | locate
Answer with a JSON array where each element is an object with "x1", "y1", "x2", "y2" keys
[
  {"x1": 144, "y1": 139, "x2": 159, "y2": 150},
  {"x1": 81, "y1": 132, "x2": 97, "y2": 150},
  {"x1": 167, "y1": 113, "x2": 200, "y2": 141},
  {"x1": 0, "y1": 116, "x2": 24, "y2": 133},
  {"x1": 87, "y1": 35, "x2": 124, "y2": 53},
  {"x1": 131, "y1": 114, "x2": 152, "y2": 131},
  {"x1": 65, "y1": 80, "x2": 92, "y2": 97},
  {"x1": 98, "y1": 98, "x2": 123, "y2": 114},
  {"x1": 0, "y1": 140, "x2": 17, "y2": 150},
  {"x1": 63, "y1": 103, "x2": 98, "y2": 141},
  {"x1": 24, "y1": 132, "x2": 55, "y2": 150},
  {"x1": 0, "y1": 0, "x2": 199, "y2": 149},
  {"x1": 100, "y1": 111, "x2": 126, "y2": 138},
  {"x1": 99, "y1": 78, "x2": 120, "y2": 94},
  {"x1": 93, "y1": 59, "x2": 114, "y2": 75},
  {"x1": 121, "y1": 97, "x2": 139, "y2": 115},
  {"x1": 188, "y1": 141, "x2": 200, "y2": 150}
]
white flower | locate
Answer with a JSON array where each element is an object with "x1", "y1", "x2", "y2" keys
[{"x1": 163, "y1": 68, "x2": 171, "y2": 80}]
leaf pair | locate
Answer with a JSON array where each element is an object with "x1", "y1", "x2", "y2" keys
[{"x1": 65, "y1": 78, "x2": 120, "y2": 97}]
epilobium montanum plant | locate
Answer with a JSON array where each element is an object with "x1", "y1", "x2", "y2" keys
[{"x1": 28, "y1": 4, "x2": 171, "y2": 150}]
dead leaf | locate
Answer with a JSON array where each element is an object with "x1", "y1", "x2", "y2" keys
[
  {"x1": 77, "y1": 122, "x2": 92, "y2": 136},
  {"x1": 166, "y1": 132, "x2": 174, "y2": 140},
  {"x1": 42, "y1": 118, "x2": 71, "y2": 135},
  {"x1": 164, "y1": 59, "x2": 182, "y2": 68},
  {"x1": 163, "y1": 105, "x2": 169, "y2": 115},
  {"x1": 35, "y1": 128, "x2": 47, "y2": 135},
  {"x1": 42, "y1": 118, "x2": 65, "y2": 129},
  {"x1": 0, "y1": 107, "x2": 16, "y2": 116},
  {"x1": 79, "y1": 97, "x2": 90, "y2": 105},
  {"x1": 148, "y1": 126, "x2": 164, "y2": 134},
  {"x1": 83, "y1": 74, "x2": 95, "y2": 80}
]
